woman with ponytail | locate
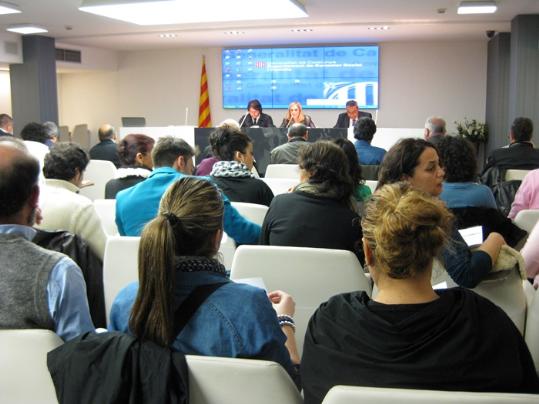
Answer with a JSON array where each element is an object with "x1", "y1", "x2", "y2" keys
[{"x1": 109, "y1": 177, "x2": 299, "y2": 381}]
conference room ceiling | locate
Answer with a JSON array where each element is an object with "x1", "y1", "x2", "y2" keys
[{"x1": 1, "y1": 0, "x2": 539, "y2": 50}]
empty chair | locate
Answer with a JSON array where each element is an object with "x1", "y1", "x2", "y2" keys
[
  {"x1": 265, "y1": 164, "x2": 300, "y2": 179},
  {"x1": 218, "y1": 232, "x2": 236, "y2": 270},
  {"x1": 514, "y1": 209, "x2": 539, "y2": 233},
  {"x1": 321, "y1": 385, "x2": 539, "y2": 404},
  {"x1": 0, "y1": 329, "x2": 63, "y2": 404},
  {"x1": 231, "y1": 202, "x2": 269, "y2": 226},
  {"x1": 506, "y1": 169, "x2": 531, "y2": 182},
  {"x1": 261, "y1": 177, "x2": 299, "y2": 195},
  {"x1": 79, "y1": 159, "x2": 118, "y2": 201},
  {"x1": 230, "y1": 245, "x2": 370, "y2": 355},
  {"x1": 93, "y1": 199, "x2": 119, "y2": 236},
  {"x1": 71, "y1": 124, "x2": 91, "y2": 151},
  {"x1": 186, "y1": 355, "x2": 302, "y2": 404},
  {"x1": 58, "y1": 125, "x2": 70, "y2": 142}
]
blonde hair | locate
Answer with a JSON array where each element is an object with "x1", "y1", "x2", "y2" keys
[
  {"x1": 285, "y1": 101, "x2": 305, "y2": 124},
  {"x1": 129, "y1": 177, "x2": 224, "y2": 346},
  {"x1": 361, "y1": 182, "x2": 453, "y2": 279}
]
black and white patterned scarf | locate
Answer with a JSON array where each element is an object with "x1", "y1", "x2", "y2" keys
[{"x1": 210, "y1": 160, "x2": 253, "y2": 178}]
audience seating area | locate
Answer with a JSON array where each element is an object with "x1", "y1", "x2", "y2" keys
[
  {"x1": 514, "y1": 209, "x2": 539, "y2": 233},
  {"x1": 79, "y1": 160, "x2": 117, "y2": 201}
]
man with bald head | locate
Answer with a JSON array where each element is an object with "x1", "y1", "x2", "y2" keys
[
  {"x1": 0, "y1": 139, "x2": 94, "y2": 340},
  {"x1": 424, "y1": 116, "x2": 447, "y2": 146},
  {"x1": 89, "y1": 123, "x2": 121, "y2": 167}
]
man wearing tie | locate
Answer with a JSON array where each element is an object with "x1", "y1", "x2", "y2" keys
[
  {"x1": 334, "y1": 100, "x2": 372, "y2": 128},
  {"x1": 238, "y1": 99, "x2": 275, "y2": 128}
]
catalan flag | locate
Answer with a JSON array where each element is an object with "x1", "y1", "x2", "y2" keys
[{"x1": 198, "y1": 56, "x2": 212, "y2": 128}]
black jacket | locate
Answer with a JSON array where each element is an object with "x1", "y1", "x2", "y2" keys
[
  {"x1": 334, "y1": 111, "x2": 372, "y2": 128},
  {"x1": 89, "y1": 139, "x2": 121, "y2": 168},
  {"x1": 482, "y1": 142, "x2": 539, "y2": 173},
  {"x1": 212, "y1": 176, "x2": 274, "y2": 206},
  {"x1": 480, "y1": 165, "x2": 523, "y2": 216},
  {"x1": 238, "y1": 112, "x2": 275, "y2": 128}
]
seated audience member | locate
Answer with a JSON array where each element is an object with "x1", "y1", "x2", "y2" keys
[
  {"x1": 301, "y1": 183, "x2": 539, "y2": 404},
  {"x1": 210, "y1": 126, "x2": 274, "y2": 206},
  {"x1": 280, "y1": 101, "x2": 315, "y2": 128},
  {"x1": 423, "y1": 116, "x2": 447, "y2": 147},
  {"x1": 261, "y1": 140, "x2": 362, "y2": 260},
  {"x1": 334, "y1": 99, "x2": 372, "y2": 128},
  {"x1": 110, "y1": 177, "x2": 299, "y2": 381},
  {"x1": 521, "y1": 222, "x2": 539, "y2": 289},
  {"x1": 238, "y1": 99, "x2": 275, "y2": 128},
  {"x1": 37, "y1": 142, "x2": 107, "y2": 260},
  {"x1": 509, "y1": 168, "x2": 539, "y2": 219},
  {"x1": 89, "y1": 124, "x2": 121, "y2": 168},
  {"x1": 270, "y1": 123, "x2": 309, "y2": 165},
  {"x1": 0, "y1": 139, "x2": 95, "y2": 341},
  {"x1": 353, "y1": 117, "x2": 386, "y2": 165},
  {"x1": 115, "y1": 136, "x2": 260, "y2": 244},
  {"x1": 196, "y1": 119, "x2": 240, "y2": 176},
  {"x1": 19, "y1": 122, "x2": 52, "y2": 176},
  {"x1": 0, "y1": 113, "x2": 13, "y2": 136},
  {"x1": 378, "y1": 138, "x2": 505, "y2": 287},
  {"x1": 105, "y1": 133, "x2": 155, "y2": 199},
  {"x1": 42, "y1": 121, "x2": 59, "y2": 144}
]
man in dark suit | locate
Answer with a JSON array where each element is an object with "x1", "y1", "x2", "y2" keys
[
  {"x1": 0, "y1": 114, "x2": 13, "y2": 137},
  {"x1": 89, "y1": 124, "x2": 121, "y2": 167},
  {"x1": 238, "y1": 99, "x2": 275, "y2": 128},
  {"x1": 334, "y1": 100, "x2": 372, "y2": 128}
]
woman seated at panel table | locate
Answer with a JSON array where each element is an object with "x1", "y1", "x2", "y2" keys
[
  {"x1": 279, "y1": 101, "x2": 316, "y2": 128},
  {"x1": 301, "y1": 183, "x2": 539, "y2": 404}
]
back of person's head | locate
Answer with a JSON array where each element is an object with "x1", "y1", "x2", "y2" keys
[
  {"x1": 511, "y1": 117, "x2": 533, "y2": 142},
  {"x1": 130, "y1": 177, "x2": 224, "y2": 346},
  {"x1": 288, "y1": 123, "x2": 308, "y2": 139},
  {"x1": 0, "y1": 140, "x2": 39, "y2": 221},
  {"x1": 437, "y1": 136, "x2": 477, "y2": 183},
  {"x1": 378, "y1": 138, "x2": 435, "y2": 188},
  {"x1": 152, "y1": 136, "x2": 194, "y2": 168},
  {"x1": 299, "y1": 140, "x2": 353, "y2": 201},
  {"x1": 362, "y1": 182, "x2": 452, "y2": 279},
  {"x1": 213, "y1": 126, "x2": 251, "y2": 161},
  {"x1": 217, "y1": 118, "x2": 240, "y2": 130},
  {"x1": 247, "y1": 99, "x2": 262, "y2": 113},
  {"x1": 354, "y1": 117, "x2": 377, "y2": 142},
  {"x1": 0, "y1": 113, "x2": 12, "y2": 129},
  {"x1": 118, "y1": 134, "x2": 155, "y2": 167},
  {"x1": 425, "y1": 116, "x2": 446, "y2": 135},
  {"x1": 98, "y1": 124, "x2": 115, "y2": 142},
  {"x1": 20, "y1": 122, "x2": 49, "y2": 144},
  {"x1": 333, "y1": 137, "x2": 364, "y2": 187},
  {"x1": 43, "y1": 142, "x2": 89, "y2": 181},
  {"x1": 42, "y1": 121, "x2": 58, "y2": 139}
]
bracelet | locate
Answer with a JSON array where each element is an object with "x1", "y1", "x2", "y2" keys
[{"x1": 278, "y1": 315, "x2": 296, "y2": 332}]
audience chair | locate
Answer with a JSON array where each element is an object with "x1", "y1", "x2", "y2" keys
[
  {"x1": 218, "y1": 232, "x2": 236, "y2": 270},
  {"x1": 79, "y1": 159, "x2": 117, "y2": 201},
  {"x1": 514, "y1": 209, "x2": 539, "y2": 233},
  {"x1": 321, "y1": 385, "x2": 539, "y2": 404},
  {"x1": 230, "y1": 245, "x2": 370, "y2": 355},
  {"x1": 103, "y1": 236, "x2": 140, "y2": 323},
  {"x1": 261, "y1": 177, "x2": 299, "y2": 196},
  {"x1": 505, "y1": 169, "x2": 531, "y2": 182},
  {"x1": 365, "y1": 180, "x2": 378, "y2": 193},
  {"x1": 524, "y1": 284, "x2": 539, "y2": 375},
  {"x1": 186, "y1": 355, "x2": 302, "y2": 404},
  {"x1": 58, "y1": 125, "x2": 70, "y2": 142},
  {"x1": 0, "y1": 329, "x2": 62, "y2": 404},
  {"x1": 71, "y1": 123, "x2": 91, "y2": 151},
  {"x1": 93, "y1": 199, "x2": 119, "y2": 236},
  {"x1": 360, "y1": 164, "x2": 380, "y2": 181},
  {"x1": 231, "y1": 202, "x2": 269, "y2": 226},
  {"x1": 264, "y1": 164, "x2": 300, "y2": 179}
]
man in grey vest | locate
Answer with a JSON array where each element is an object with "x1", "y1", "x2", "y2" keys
[{"x1": 0, "y1": 139, "x2": 95, "y2": 341}]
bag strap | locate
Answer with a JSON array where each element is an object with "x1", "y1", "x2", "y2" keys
[{"x1": 172, "y1": 282, "x2": 227, "y2": 336}]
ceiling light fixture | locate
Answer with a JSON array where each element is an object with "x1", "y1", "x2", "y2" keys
[
  {"x1": 79, "y1": 0, "x2": 308, "y2": 25},
  {"x1": 6, "y1": 24, "x2": 48, "y2": 35},
  {"x1": 367, "y1": 26, "x2": 390, "y2": 31},
  {"x1": 457, "y1": 1, "x2": 497, "y2": 14},
  {"x1": 290, "y1": 28, "x2": 313, "y2": 32},
  {"x1": 0, "y1": 1, "x2": 21, "y2": 15},
  {"x1": 159, "y1": 33, "x2": 177, "y2": 38},
  {"x1": 223, "y1": 31, "x2": 245, "y2": 35}
]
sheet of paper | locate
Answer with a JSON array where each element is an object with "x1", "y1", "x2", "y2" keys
[{"x1": 459, "y1": 225, "x2": 483, "y2": 247}]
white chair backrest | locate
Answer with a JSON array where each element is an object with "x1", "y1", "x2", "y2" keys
[
  {"x1": 321, "y1": 385, "x2": 539, "y2": 404},
  {"x1": 71, "y1": 123, "x2": 91, "y2": 151},
  {"x1": 218, "y1": 232, "x2": 236, "y2": 270},
  {"x1": 79, "y1": 159, "x2": 117, "y2": 201},
  {"x1": 186, "y1": 355, "x2": 302, "y2": 404},
  {"x1": 265, "y1": 164, "x2": 300, "y2": 179},
  {"x1": 58, "y1": 125, "x2": 70, "y2": 142},
  {"x1": 524, "y1": 285, "x2": 539, "y2": 375},
  {"x1": 514, "y1": 209, "x2": 539, "y2": 233},
  {"x1": 230, "y1": 245, "x2": 370, "y2": 355},
  {"x1": 103, "y1": 236, "x2": 140, "y2": 323},
  {"x1": 365, "y1": 180, "x2": 377, "y2": 193},
  {"x1": 93, "y1": 199, "x2": 119, "y2": 236},
  {"x1": 231, "y1": 202, "x2": 269, "y2": 226},
  {"x1": 261, "y1": 177, "x2": 299, "y2": 195},
  {"x1": 0, "y1": 329, "x2": 62, "y2": 404},
  {"x1": 505, "y1": 169, "x2": 531, "y2": 182}
]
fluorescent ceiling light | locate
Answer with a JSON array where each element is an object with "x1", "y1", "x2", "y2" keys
[
  {"x1": 79, "y1": 0, "x2": 308, "y2": 25},
  {"x1": 6, "y1": 24, "x2": 48, "y2": 35},
  {"x1": 457, "y1": 1, "x2": 497, "y2": 14},
  {"x1": 0, "y1": 2, "x2": 21, "y2": 15}
]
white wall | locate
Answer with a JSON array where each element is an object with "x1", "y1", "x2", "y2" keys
[{"x1": 47, "y1": 40, "x2": 488, "y2": 135}]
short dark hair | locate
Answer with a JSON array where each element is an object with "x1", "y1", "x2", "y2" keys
[
  {"x1": 247, "y1": 99, "x2": 262, "y2": 113},
  {"x1": 346, "y1": 100, "x2": 358, "y2": 108},
  {"x1": 437, "y1": 136, "x2": 477, "y2": 182},
  {"x1": 118, "y1": 134, "x2": 155, "y2": 167},
  {"x1": 333, "y1": 137, "x2": 365, "y2": 187},
  {"x1": 152, "y1": 136, "x2": 194, "y2": 168},
  {"x1": 511, "y1": 117, "x2": 533, "y2": 142},
  {"x1": 20, "y1": 122, "x2": 49, "y2": 144},
  {"x1": 0, "y1": 114, "x2": 12, "y2": 128},
  {"x1": 288, "y1": 123, "x2": 308, "y2": 139},
  {"x1": 213, "y1": 126, "x2": 251, "y2": 161},
  {"x1": 43, "y1": 142, "x2": 89, "y2": 181},
  {"x1": 0, "y1": 144, "x2": 40, "y2": 218},
  {"x1": 354, "y1": 117, "x2": 377, "y2": 142},
  {"x1": 98, "y1": 125, "x2": 115, "y2": 142}
]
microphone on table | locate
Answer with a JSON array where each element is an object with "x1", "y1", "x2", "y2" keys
[{"x1": 239, "y1": 113, "x2": 249, "y2": 128}]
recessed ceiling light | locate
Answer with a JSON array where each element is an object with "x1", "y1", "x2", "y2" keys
[
  {"x1": 0, "y1": 2, "x2": 21, "y2": 15},
  {"x1": 159, "y1": 33, "x2": 177, "y2": 38},
  {"x1": 290, "y1": 28, "x2": 313, "y2": 33},
  {"x1": 79, "y1": 0, "x2": 308, "y2": 25},
  {"x1": 368, "y1": 26, "x2": 390, "y2": 31},
  {"x1": 6, "y1": 24, "x2": 48, "y2": 35},
  {"x1": 224, "y1": 31, "x2": 245, "y2": 35},
  {"x1": 457, "y1": 1, "x2": 497, "y2": 14}
]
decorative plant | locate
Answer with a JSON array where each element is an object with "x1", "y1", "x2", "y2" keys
[{"x1": 454, "y1": 118, "x2": 488, "y2": 143}]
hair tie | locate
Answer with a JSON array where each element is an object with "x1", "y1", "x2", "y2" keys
[{"x1": 163, "y1": 212, "x2": 181, "y2": 227}]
